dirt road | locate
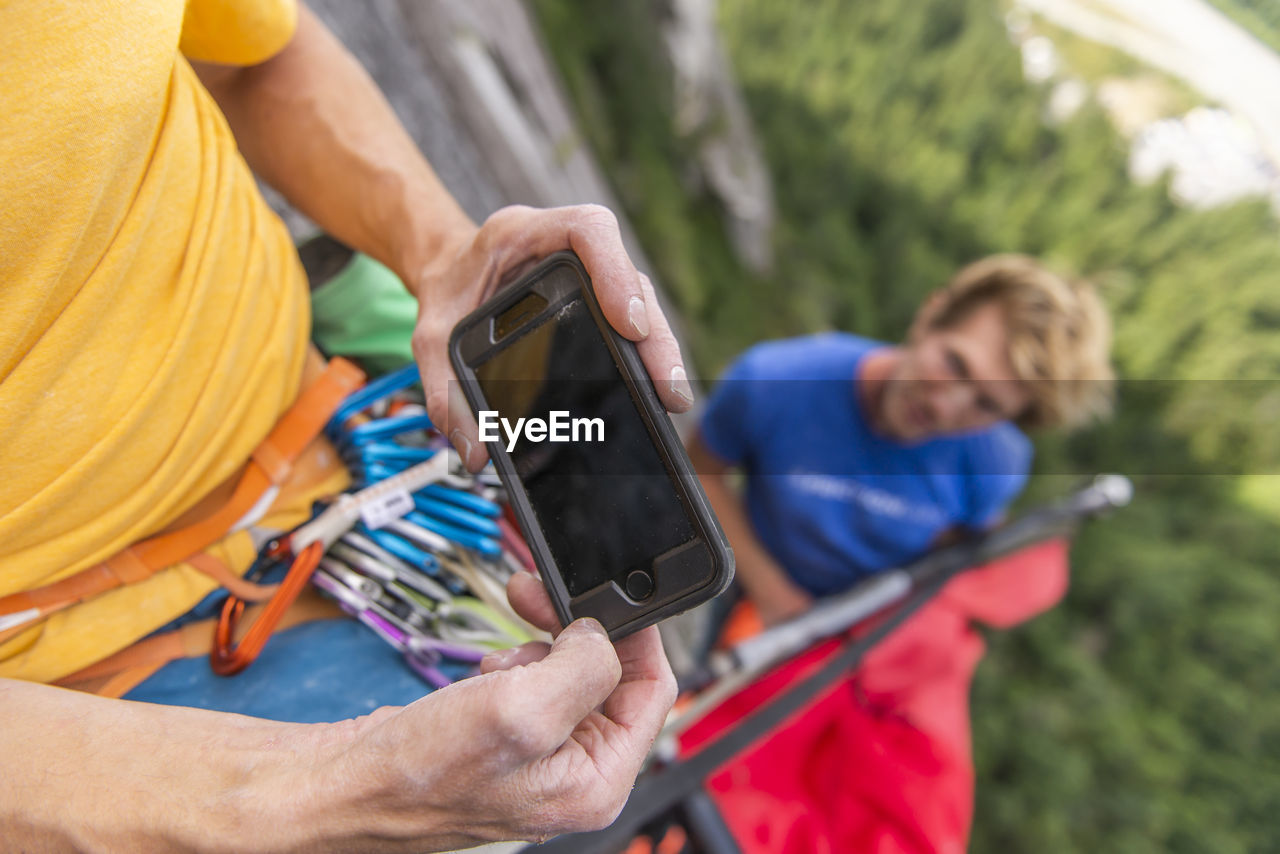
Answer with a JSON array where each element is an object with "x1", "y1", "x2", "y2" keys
[{"x1": 1019, "y1": 0, "x2": 1280, "y2": 166}]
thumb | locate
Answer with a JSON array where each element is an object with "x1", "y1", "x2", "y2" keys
[
  {"x1": 444, "y1": 378, "x2": 485, "y2": 472},
  {"x1": 411, "y1": 310, "x2": 486, "y2": 472},
  {"x1": 502, "y1": 618, "x2": 621, "y2": 756}
]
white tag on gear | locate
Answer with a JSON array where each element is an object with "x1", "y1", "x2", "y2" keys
[{"x1": 359, "y1": 489, "x2": 415, "y2": 530}]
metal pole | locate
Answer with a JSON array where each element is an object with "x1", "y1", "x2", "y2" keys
[{"x1": 522, "y1": 475, "x2": 1131, "y2": 854}]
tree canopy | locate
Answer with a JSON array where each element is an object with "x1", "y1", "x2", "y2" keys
[{"x1": 534, "y1": 0, "x2": 1280, "y2": 849}]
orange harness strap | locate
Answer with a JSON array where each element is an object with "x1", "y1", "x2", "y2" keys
[
  {"x1": 54, "y1": 589, "x2": 345, "y2": 698},
  {"x1": 187, "y1": 552, "x2": 281, "y2": 604},
  {"x1": 0, "y1": 357, "x2": 365, "y2": 644}
]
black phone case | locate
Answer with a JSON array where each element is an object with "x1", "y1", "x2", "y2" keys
[{"x1": 449, "y1": 252, "x2": 734, "y2": 639}]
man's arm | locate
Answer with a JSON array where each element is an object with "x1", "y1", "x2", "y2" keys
[
  {"x1": 190, "y1": 5, "x2": 471, "y2": 293},
  {"x1": 191, "y1": 5, "x2": 695, "y2": 469},
  {"x1": 688, "y1": 431, "x2": 813, "y2": 626},
  {"x1": 1, "y1": 578, "x2": 676, "y2": 852},
  {"x1": 0, "y1": 8, "x2": 691, "y2": 849},
  {"x1": 0, "y1": 677, "x2": 312, "y2": 852}
]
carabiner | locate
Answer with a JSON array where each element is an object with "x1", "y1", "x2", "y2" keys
[{"x1": 211, "y1": 541, "x2": 325, "y2": 676}]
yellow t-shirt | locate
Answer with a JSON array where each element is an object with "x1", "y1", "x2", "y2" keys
[{"x1": 0, "y1": 0, "x2": 344, "y2": 682}]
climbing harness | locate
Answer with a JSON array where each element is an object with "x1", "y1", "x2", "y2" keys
[
  {"x1": 48, "y1": 358, "x2": 540, "y2": 694},
  {"x1": 211, "y1": 362, "x2": 540, "y2": 680},
  {"x1": 0, "y1": 356, "x2": 366, "y2": 645}
]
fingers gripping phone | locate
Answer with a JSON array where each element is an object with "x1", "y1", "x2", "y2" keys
[{"x1": 450, "y1": 252, "x2": 733, "y2": 639}]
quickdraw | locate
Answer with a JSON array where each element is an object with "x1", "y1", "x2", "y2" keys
[{"x1": 213, "y1": 364, "x2": 543, "y2": 684}]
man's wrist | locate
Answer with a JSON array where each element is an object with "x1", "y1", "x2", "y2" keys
[
  {"x1": 254, "y1": 714, "x2": 468, "y2": 854},
  {"x1": 214, "y1": 720, "x2": 384, "y2": 853},
  {"x1": 387, "y1": 203, "x2": 476, "y2": 298},
  {"x1": 738, "y1": 558, "x2": 809, "y2": 608}
]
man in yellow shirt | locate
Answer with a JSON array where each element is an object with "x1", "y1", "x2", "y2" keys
[{"x1": 1, "y1": 1, "x2": 692, "y2": 848}]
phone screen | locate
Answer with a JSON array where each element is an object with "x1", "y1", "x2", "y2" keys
[{"x1": 474, "y1": 298, "x2": 695, "y2": 598}]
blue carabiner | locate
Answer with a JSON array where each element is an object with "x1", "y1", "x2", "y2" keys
[
  {"x1": 326, "y1": 363, "x2": 422, "y2": 438},
  {"x1": 412, "y1": 493, "x2": 502, "y2": 538},
  {"x1": 362, "y1": 443, "x2": 437, "y2": 465},
  {"x1": 405, "y1": 510, "x2": 502, "y2": 558},
  {"x1": 418, "y1": 483, "x2": 501, "y2": 518},
  {"x1": 360, "y1": 525, "x2": 441, "y2": 574},
  {"x1": 346, "y1": 413, "x2": 436, "y2": 446},
  {"x1": 361, "y1": 460, "x2": 415, "y2": 484}
]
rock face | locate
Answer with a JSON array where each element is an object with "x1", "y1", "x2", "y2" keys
[
  {"x1": 662, "y1": 0, "x2": 776, "y2": 273},
  {"x1": 260, "y1": 0, "x2": 774, "y2": 328},
  {"x1": 264, "y1": 0, "x2": 654, "y2": 273},
  {"x1": 263, "y1": 0, "x2": 504, "y2": 238}
]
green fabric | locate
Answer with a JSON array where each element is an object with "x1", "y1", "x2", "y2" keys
[{"x1": 310, "y1": 252, "x2": 418, "y2": 375}]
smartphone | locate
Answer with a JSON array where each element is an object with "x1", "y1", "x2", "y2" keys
[{"x1": 449, "y1": 252, "x2": 733, "y2": 638}]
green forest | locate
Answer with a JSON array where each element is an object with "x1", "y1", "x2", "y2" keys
[{"x1": 532, "y1": 0, "x2": 1280, "y2": 850}]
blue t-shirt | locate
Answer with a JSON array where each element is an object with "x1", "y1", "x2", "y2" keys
[{"x1": 700, "y1": 334, "x2": 1031, "y2": 597}]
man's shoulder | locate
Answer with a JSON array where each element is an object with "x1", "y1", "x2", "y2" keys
[
  {"x1": 953, "y1": 422, "x2": 1032, "y2": 477},
  {"x1": 906, "y1": 420, "x2": 1030, "y2": 477},
  {"x1": 733, "y1": 332, "x2": 882, "y2": 381}
]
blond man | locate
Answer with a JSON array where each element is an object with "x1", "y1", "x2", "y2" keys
[{"x1": 689, "y1": 255, "x2": 1114, "y2": 625}]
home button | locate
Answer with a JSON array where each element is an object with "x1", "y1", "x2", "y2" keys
[{"x1": 624, "y1": 569, "x2": 655, "y2": 601}]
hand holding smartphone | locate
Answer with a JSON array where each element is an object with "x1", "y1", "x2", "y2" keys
[{"x1": 450, "y1": 252, "x2": 733, "y2": 639}]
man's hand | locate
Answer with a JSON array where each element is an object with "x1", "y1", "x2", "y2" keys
[
  {"x1": 193, "y1": 9, "x2": 692, "y2": 470},
  {"x1": 0, "y1": 574, "x2": 675, "y2": 853},
  {"x1": 753, "y1": 576, "x2": 814, "y2": 627},
  {"x1": 310, "y1": 572, "x2": 677, "y2": 850},
  {"x1": 408, "y1": 204, "x2": 695, "y2": 471},
  {"x1": 688, "y1": 432, "x2": 814, "y2": 628}
]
